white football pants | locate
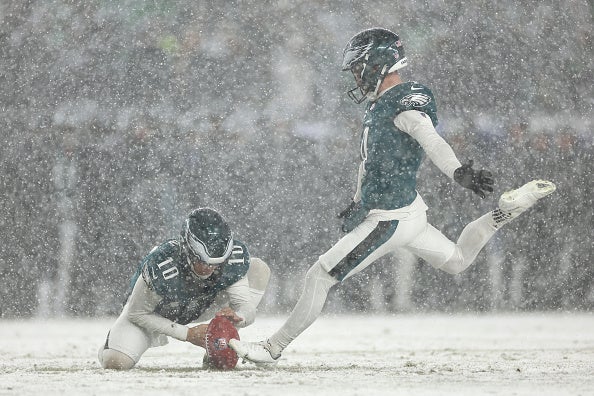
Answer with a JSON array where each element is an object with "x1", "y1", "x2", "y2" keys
[{"x1": 268, "y1": 195, "x2": 499, "y2": 354}]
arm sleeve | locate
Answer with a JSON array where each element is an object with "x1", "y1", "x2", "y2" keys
[
  {"x1": 394, "y1": 110, "x2": 462, "y2": 179},
  {"x1": 126, "y1": 276, "x2": 189, "y2": 341},
  {"x1": 226, "y1": 276, "x2": 257, "y2": 328}
]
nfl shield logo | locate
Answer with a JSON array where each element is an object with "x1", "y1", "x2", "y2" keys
[{"x1": 214, "y1": 338, "x2": 228, "y2": 350}]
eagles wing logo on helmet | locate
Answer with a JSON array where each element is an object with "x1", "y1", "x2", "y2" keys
[
  {"x1": 399, "y1": 93, "x2": 431, "y2": 107},
  {"x1": 342, "y1": 42, "x2": 374, "y2": 70},
  {"x1": 342, "y1": 28, "x2": 408, "y2": 103}
]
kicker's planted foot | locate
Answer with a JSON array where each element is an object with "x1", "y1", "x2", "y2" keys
[{"x1": 229, "y1": 338, "x2": 280, "y2": 364}]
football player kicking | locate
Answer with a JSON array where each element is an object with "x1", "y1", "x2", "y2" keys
[
  {"x1": 98, "y1": 207, "x2": 270, "y2": 370},
  {"x1": 229, "y1": 28, "x2": 556, "y2": 364}
]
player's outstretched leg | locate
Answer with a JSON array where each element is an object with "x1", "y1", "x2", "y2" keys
[
  {"x1": 434, "y1": 179, "x2": 556, "y2": 275},
  {"x1": 492, "y1": 179, "x2": 556, "y2": 228}
]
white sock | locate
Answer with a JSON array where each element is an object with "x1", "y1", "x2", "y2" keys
[{"x1": 268, "y1": 262, "x2": 337, "y2": 355}]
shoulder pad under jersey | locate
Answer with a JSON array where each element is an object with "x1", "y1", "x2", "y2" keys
[
  {"x1": 141, "y1": 239, "x2": 183, "y2": 295},
  {"x1": 218, "y1": 241, "x2": 250, "y2": 283},
  {"x1": 386, "y1": 81, "x2": 438, "y2": 126},
  {"x1": 228, "y1": 240, "x2": 250, "y2": 265}
]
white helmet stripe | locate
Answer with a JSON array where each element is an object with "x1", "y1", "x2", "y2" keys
[{"x1": 185, "y1": 221, "x2": 233, "y2": 265}]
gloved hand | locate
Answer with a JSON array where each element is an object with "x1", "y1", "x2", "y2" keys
[
  {"x1": 337, "y1": 201, "x2": 358, "y2": 220},
  {"x1": 337, "y1": 200, "x2": 369, "y2": 233},
  {"x1": 454, "y1": 160, "x2": 494, "y2": 199}
]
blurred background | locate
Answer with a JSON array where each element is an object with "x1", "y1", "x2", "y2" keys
[{"x1": 0, "y1": 0, "x2": 592, "y2": 318}]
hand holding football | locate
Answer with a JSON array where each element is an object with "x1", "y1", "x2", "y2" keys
[{"x1": 204, "y1": 316, "x2": 240, "y2": 370}]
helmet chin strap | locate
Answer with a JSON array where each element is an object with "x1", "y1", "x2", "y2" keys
[{"x1": 366, "y1": 65, "x2": 389, "y2": 101}]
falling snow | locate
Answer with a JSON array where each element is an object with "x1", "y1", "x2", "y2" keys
[
  {"x1": 1, "y1": 314, "x2": 594, "y2": 395},
  {"x1": 0, "y1": 1, "x2": 592, "y2": 393}
]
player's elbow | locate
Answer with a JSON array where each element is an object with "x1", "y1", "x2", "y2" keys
[
  {"x1": 235, "y1": 307, "x2": 257, "y2": 328},
  {"x1": 247, "y1": 257, "x2": 271, "y2": 293}
]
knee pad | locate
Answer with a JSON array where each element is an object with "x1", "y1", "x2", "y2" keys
[
  {"x1": 304, "y1": 261, "x2": 338, "y2": 291},
  {"x1": 439, "y1": 248, "x2": 466, "y2": 275},
  {"x1": 99, "y1": 347, "x2": 136, "y2": 370}
]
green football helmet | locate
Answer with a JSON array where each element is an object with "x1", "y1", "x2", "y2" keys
[
  {"x1": 181, "y1": 208, "x2": 233, "y2": 266},
  {"x1": 342, "y1": 28, "x2": 407, "y2": 103}
]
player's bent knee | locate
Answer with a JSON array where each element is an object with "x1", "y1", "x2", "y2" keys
[
  {"x1": 438, "y1": 249, "x2": 467, "y2": 275},
  {"x1": 305, "y1": 261, "x2": 338, "y2": 289},
  {"x1": 100, "y1": 348, "x2": 136, "y2": 370}
]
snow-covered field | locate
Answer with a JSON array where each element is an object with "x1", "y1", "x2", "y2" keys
[{"x1": 1, "y1": 313, "x2": 593, "y2": 395}]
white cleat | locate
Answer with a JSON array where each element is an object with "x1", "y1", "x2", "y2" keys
[
  {"x1": 229, "y1": 338, "x2": 280, "y2": 364},
  {"x1": 493, "y1": 180, "x2": 556, "y2": 227}
]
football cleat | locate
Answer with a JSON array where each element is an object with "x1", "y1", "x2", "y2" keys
[
  {"x1": 494, "y1": 180, "x2": 556, "y2": 227},
  {"x1": 229, "y1": 338, "x2": 280, "y2": 364}
]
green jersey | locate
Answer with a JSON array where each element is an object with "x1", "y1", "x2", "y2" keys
[
  {"x1": 126, "y1": 239, "x2": 250, "y2": 325},
  {"x1": 360, "y1": 81, "x2": 438, "y2": 210}
]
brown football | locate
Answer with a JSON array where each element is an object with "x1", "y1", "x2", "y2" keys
[{"x1": 204, "y1": 316, "x2": 239, "y2": 370}]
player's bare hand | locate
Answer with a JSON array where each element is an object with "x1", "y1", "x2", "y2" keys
[
  {"x1": 215, "y1": 307, "x2": 243, "y2": 325},
  {"x1": 187, "y1": 324, "x2": 208, "y2": 348}
]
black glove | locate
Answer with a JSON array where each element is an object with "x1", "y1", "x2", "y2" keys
[
  {"x1": 453, "y1": 160, "x2": 494, "y2": 199},
  {"x1": 337, "y1": 200, "x2": 369, "y2": 233},
  {"x1": 337, "y1": 201, "x2": 358, "y2": 219}
]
